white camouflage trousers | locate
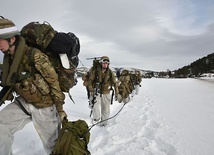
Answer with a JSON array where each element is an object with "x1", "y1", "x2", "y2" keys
[
  {"x1": 131, "y1": 84, "x2": 140, "y2": 97},
  {"x1": 92, "y1": 93, "x2": 111, "y2": 126},
  {"x1": 0, "y1": 96, "x2": 60, "y2": 155}
]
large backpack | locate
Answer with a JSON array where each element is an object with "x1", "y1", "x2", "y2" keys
[
  {"x1": 86, "y1": 57, "x2": 102, "y2": 72},
  {"x1": 117, "y1": 70, "x2": 133, "y2": 102},
  {"x1": 81, "y1": 57, "x2": 101, "y2": 85},
  {"x1": 20, "y1": 21, "x2": 80, "y2": 92},
  {"x1": 50, "y1": 119, "x2": 91, "y2": 155}
]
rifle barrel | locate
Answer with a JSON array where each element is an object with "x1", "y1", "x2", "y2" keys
[{"x1": 86, "y1": 57, "x2": 102, "y2": 60}]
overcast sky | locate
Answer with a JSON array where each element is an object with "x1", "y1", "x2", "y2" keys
[{"x1": 1, "y1": 0, "x2": 214, "y2": 71}]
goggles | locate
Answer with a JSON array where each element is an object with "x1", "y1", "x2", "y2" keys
[{"x1": 100, "y1": 58, "x2": 110, "y2": 64}]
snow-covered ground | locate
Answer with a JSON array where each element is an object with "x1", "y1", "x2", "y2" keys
[{"x1": 1, "y1": 78, "x2": 214, "y2": 155}]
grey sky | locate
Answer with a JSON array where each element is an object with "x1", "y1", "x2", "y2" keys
[{"x1": 1, "y1": 0, "x2": 214, "y2": 71}]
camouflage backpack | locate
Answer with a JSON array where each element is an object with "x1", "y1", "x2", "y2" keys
[
  {"x1": 119, "y1": 70, "x2": 131, "y2": 83},
  {"x1": 50, "y1": 119, "x2": 91, "y2": 155},
  {"x1": 117, "y1": 70, "x2": 133, "y2": 102},
  {"x1": 84, "y1": 57, "x2": 102, "y2": 85},
  {"x1": 20, "y1": 21, "x2": 80, "y2": 92},
  {"x1": 87, "y1": 57, "x2": 102, "y2": 72}
]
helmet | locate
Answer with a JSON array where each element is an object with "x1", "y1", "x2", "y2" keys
[
  {"x1": 0, "y1": 16, "x2": 20, "y2": 39},
  {"x1": 135, "y1": 70, "x2": 141, "y2": 76},
  {"x1": 100, "y1": 56, "x2": 110, "y2": 64},
  {"x1": 121, "y1": 69, "x2": 129, "y2": 75},
  {"x1": 130, "y1": 70, "x2": 135, "y2": 74}
]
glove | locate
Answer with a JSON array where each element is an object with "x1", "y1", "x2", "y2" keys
[
  {"x1": 88, "y1": 101, "x2": 93, "y2": 109},
  {"x1": 58, "y1": 111, "x2": 67, "y2": 122},
  {"x1": 115, "y1": 95, "x2": 118, "y2": 101},
  {"x1": 90, "y1": 91, "x2": 94, "y2": 97}
]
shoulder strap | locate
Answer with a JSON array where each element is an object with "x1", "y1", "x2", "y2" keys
[
  {"x1": 27, "y1": 48, "x2": 36, "y2": 66},
  {"x1": 26, "y1": 48, "x2": 37, "y2": 77},
  {"x1": 103, "y1": 68, "x2": 110, "y2": 84},
  {"x1": 2, "y1": 37, "x2": 26, "y2": 86},
  {"x1": 93, "y1": 66, "x2": 102, "y2": 84},
  {"x1": 0, "y1": 86, "x2": 12, "y2": 105}
]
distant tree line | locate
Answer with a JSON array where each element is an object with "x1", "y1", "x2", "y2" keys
[{"x1": 173, "y1": 53, "x2": 214, "y2": 78}]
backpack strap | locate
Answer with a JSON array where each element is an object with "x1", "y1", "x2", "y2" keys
[
  {"x1": 27, "y1": 48, "x2": 35, "y2": 66},
  {"x1": 26, "y1": 48, "x2": 37, "y2": 77},
  {"x1": 0, "y1": 86, "x2": 12, "y2": 105},
  {"x1": 2, "y1": 37, "x2": 26, "y2": 86}
]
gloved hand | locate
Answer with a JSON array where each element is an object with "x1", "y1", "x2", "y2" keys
[
  {"x1": 115, "y1": 95, "x2": 118, "y2": 101},
  {"x1": 90, "y1": 91, "x2": 94, "y2": 97},
  {"x1": 117, "y1": 94, "x2": 123, "y2": 103},
  {"x1": 88, "y1": 105, "x2": 93, "y2": 109},
  {"x1": 88, "y1": 101, "x2": 93, "y2": 109},
  {"x1": 58, "y1": 111, "x2": 67, "y2": 122}
]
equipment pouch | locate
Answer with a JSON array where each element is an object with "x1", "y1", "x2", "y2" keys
[
  {"x1": 15, "y1": 78, "x2": 41, "y2": 103},
  {"x1": 56, "y1": 67, "x2": 75, "y2": 92}
]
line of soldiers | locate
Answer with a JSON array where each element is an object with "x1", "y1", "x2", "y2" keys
[
  {"x1": 82, "y1": 58, "x2": 142, "y2": 126},
  {"x1": 117, "y1": 69, "x2": 142, "y2": 104}
]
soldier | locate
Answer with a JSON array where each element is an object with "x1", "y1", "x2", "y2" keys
[
  {"x1": 134, "y1": 70, "x2": 142, "y2": 95},
  {"x1": 82, "y1": 71, "x2": 90, "y2": 99},
  {"x1": 0, "y1": 17, "x2": 67, "y2": 154},
  {"x1": 117, "y1": 69, "x2": 132, "y2": 103},
  {"x1": 88, "y1": 56, "x2": 118, "y2": 126}
]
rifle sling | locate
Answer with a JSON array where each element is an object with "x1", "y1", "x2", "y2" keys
[
  {"x1": 16, "y1": 99, "x2": 32, "y2": 117},
  {"x1": 0, "y1": 86, "x2": 12, "y2": 105}
]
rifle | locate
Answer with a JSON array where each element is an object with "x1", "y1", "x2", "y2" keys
[
  {"x1": 86, "y1": 57, "x2": 102, "y2": 60},
  {"x1": 89, "y1": 82, "x2": 100, "y2": 117},
  {"x1": 110, "y1": 87, "x2": 114, "y2": 105},
  {"x1": 0, "y1": 86, "x2": 12, "y2": 106}
]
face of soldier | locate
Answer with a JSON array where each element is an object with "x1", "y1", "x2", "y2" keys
[
  {"x1": 0, "y1": 37, "x2": 15, "y2": 55},
  {"x1": 0, "y1": 39, "x2": 9, "y2": 52},
  {"x1": 102, "y1": 62, "x2": 109, "y2": 69},
  {"x1": 101, "y1": 58, "x2": 109, "y2": 70}
]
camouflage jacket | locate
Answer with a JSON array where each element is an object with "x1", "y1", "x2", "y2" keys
[
  {"x1": 2, "y1": 36, "x2": 65, "y2": 112},
  {"x1": 82, "y1": 72, "x2": 90, "y2": 87},
  {"x1": 88, "y1": 67, "x2": 118, "y2": 95}
]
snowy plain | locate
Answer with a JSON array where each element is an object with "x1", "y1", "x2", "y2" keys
[{"x1": 1, "y1": 77, "x2": 214, "y2": 155}]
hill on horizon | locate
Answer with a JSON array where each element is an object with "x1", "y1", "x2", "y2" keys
[{"x1": 174, "y1": 52, "x2": 214, "y2": 77}]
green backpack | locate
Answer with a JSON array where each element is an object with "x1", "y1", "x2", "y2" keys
[
  {"x1": 86, "y1": 57, "x2": 102, "y2": 71},
  {"x1": 51, "y1": 119, "x2": 91, "y2": 155},
  {"x1": 20, "y1": 21, "x2": 80, "y2": 92}
]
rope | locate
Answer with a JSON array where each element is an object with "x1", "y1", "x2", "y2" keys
[
  {"x1": 88, "y1": 102, "x2": 127, "y2": 131},
  {"x1": 82, "y1": 102, "x2": 127, "y2": 138},
  {"x1": 79, "y1": 58, "x2": 86, "y2": 67}
]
